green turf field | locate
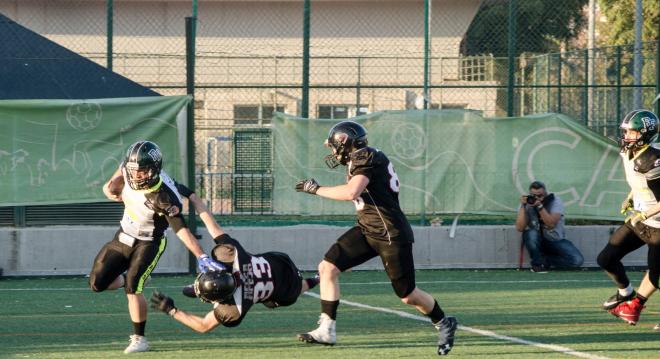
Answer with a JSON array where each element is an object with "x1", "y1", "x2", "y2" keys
[{"x1": 0, "y1": 270, "x2": 658, "y2": 358}]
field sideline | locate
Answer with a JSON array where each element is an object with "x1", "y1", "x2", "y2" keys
[{"x1": 0, "y1": 270, "x2": 658, "y2": 358}]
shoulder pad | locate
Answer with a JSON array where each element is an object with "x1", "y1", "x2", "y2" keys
[
  {"x1": 145, "y1": 190, "x2": 182, "y2": 217},
  {"x1": 349, "y1": 147, "x2": 374, "y2": 167},
  {"x1": 633, "y1": 147, "x2": 660, "y2": 173}
]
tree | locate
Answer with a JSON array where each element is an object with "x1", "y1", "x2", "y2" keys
[
  {"x1": 461, "y1": 0, "x2": 589, "y2": 57},
  {"x1": 597, "y1": 0, "x2": 659, "y2": 46}
]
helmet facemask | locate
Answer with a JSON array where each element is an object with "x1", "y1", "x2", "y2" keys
[
  {"x1": 125, "y1": 162, "x2": 160, "y2": 190},
  {"x1": 324, "y1": 133, "x2": 350, "y2": 168}
]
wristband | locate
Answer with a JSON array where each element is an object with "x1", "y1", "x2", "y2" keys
[
  {"x1": 537, "y1": 204, "x2": 544, "y2": 210},
  {"x1": 168, "y1": 307, "x2": 177, "y2": 317}
]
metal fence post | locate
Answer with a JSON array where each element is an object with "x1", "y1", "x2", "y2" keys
[
  {"x1": 356, "y1": 57, "x2": 361, "y2": 112},
  {"x1": 423, "y1": 0, "x2": 430, "y2": 109},
  {"x1": 583, "y1": 49, "x2": 589, "y2": 125},
  {"x1": 301, "y1": 0, "x2": 310, "y2": 118},
  {"x1": 507, "y1": 0, "x2": 517, "y2": 117},
  {"x1": 656, "y1": 21, "x2": 660, "y2": 115},
  {"x1": 186, "y1": 16, "x2": 198, "y2": 274},
  {"x1": 13, "y1": 206, "x2": 25, "y2": 227},
  {"x1": 106, "y1": 0, "x2": 113, "y2": 70},
  {"x1": 616, "y1": 45, "x2": 622, "y2": 128},
  {"x1": 557, "y1": 53, "x2": 562, "y2": 113}
]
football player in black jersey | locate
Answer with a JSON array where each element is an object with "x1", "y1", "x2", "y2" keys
[
  {"x1": 294, "y1": 121, "x2": 458, "y2": 356},
  {"x1": 89, "y1": 141, "x2": 224, "y2": 354},
  {"x1": 149, "y1": 193, "x2": 319, "y2": 332},
  {"x1": 597, "y1": 110, "x2": 660, "y2": 326}
]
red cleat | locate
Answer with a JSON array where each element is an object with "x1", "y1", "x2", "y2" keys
[{"x1": 608, "y1": 298, "x2": 645, "y2": 325}]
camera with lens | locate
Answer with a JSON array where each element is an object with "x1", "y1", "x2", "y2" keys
[{"x1": 526, "y1": 194, "x2": 537, "y2": 205}]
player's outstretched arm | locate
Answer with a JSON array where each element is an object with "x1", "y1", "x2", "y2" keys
[
  {"x1": 296, "y1": 174, "x2": 369, "y2": 201},
  {"x1": 150, "y1": 291, "x2": 220, "y2": 333},
  {"x1": 188, "y1": 193, "x2": 225, "y2": 239},
  {"x1": 102, "y1": 167, "x2": 124, "y2": 202},
  {"x1": 174, "y1": 227, "x2": 225, "y2": 272}
]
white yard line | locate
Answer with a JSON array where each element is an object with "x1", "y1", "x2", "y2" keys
[{"x1": 304, "y1": 292, "x2": 611, "y2": 359}]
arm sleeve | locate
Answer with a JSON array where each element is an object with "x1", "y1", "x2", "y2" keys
[
  {"x1": 175, "y1": 182, "x2": 195, "y2": 198},
  {"x1": 147, "y1": 190, "x2": 188, "y2": 232}
]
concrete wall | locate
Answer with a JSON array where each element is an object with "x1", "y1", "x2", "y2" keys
[{"x1": 0, "y1": 224, "x2": 648, "y2": 276}]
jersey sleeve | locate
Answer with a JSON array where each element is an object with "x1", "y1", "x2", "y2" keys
[
  {"x1": 174, "y1": 182, "x2": 195, "y2": 198},
  {"x1": 145, "y1": 190, "x2": 188, "y2": 232},
  {"x1": 349, "y1": 148, "x2": 376, "y2": 179}
]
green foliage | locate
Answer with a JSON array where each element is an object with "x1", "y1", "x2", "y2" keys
[
  {"x1": 462, "y1": 0, "x2": 589, "y2": 56},
  {"x1": 598, "y1": 0, "x2": 659, "y2": 45}
]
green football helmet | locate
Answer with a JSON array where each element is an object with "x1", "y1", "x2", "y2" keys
[{"x1": 619, "y1": 110, "x2": 659, "y2": 151}]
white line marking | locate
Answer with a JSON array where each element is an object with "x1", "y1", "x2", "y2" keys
[{"x1": 304, "y1": 292, "x2": 611, "y2": 359}]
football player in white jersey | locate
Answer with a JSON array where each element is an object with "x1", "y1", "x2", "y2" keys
[
  {"x1": 598, "y1": 110, "x2": 660, "y2": 327},
  {"x1": 89, "y1": 140, "x2": 224, "y2": 353}
]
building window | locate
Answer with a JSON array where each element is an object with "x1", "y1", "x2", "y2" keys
[
  {"x1": 317, "y1": 105, "x2": 369, "y2": 119},
  {"x1": 234, "y1": 105, "x2": 284, "y2": 125}
]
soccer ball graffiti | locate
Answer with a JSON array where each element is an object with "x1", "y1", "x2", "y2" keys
[
  {"x1": 390, "y1": 122, "x2": 426, "y2": 160},
  {"x1": 66, "y1": 103, "x2": 103, "y2": 132}
]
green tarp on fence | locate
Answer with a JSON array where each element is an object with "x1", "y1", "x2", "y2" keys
[
  {"x1": 0, "y1": 96, "x2": 189, "y2": 206},
  {"x1": 273, "y1": 110, "x2": 626, "y2": 220}
]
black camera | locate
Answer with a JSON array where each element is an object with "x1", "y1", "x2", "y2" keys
[{"x1": 526, "y1": 194, "x2": 537, "y2": 205}]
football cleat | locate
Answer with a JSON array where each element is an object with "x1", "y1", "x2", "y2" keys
[
  {"x1": 653, "y1": 323, "x2": 659, "y2": 331},
  {"x1": 182, "y1": 284, "x2": 197, "y2": 298},
  {"x1": 123, "y1": 334, "x2": 149, "y2": 354},
  {"x1": 608, "y1": 298, "x2": 645, "y2": 325},
  {"x1": 297, "y1": 313, "x2": 336, "y2": 345},
  {"x1": 435, "y1": 316, "x2": 458, "y2": 356},
  {"x1": 305, "y1": 273, "x2": 321, "y2": 291},
  {"x1": 602, "y1": 290, "x2": 636, "y2": 310}
]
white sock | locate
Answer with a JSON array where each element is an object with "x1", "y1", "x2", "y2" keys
[{"x1": 618, "y1": 284, "x2": 633, "y2": 297}]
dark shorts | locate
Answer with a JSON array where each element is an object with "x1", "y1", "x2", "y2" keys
[
  {"x1": 265, "y1": 251, "x2": 303, "y2": 307},
  {"x1": 324, "y1": 226, "x2": 416, "y2": 298},
  {"x1": 88, "y1": 230, "x2": 167, "y2": 294}
]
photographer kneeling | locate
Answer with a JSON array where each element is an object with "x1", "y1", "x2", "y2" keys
[{"x1": 515, "y1": 181, "x2": 584, "y2": 272}]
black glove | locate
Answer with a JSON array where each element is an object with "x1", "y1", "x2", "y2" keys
[
  {"x1": 150, "y1": 290, "x2": 177, "y2": 316},
  {"x1": 295, "y1": 178, "x2": 320, "y2": 194}
]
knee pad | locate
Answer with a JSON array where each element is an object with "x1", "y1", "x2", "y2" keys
[
  {"x1": 392, "y1": 280, "x2": 415, "y2": 299},
  {"x1": 596, "y1": 248, "x2": 614, "y2": 269}
]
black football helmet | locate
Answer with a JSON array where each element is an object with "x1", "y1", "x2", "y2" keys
[
  {"x1": 194, "y1": 270, "x2": 237, "y2": 303},
  {"x1": 619, "y1": 110, "x2": 659, "y2": 151},
  {"x1": 123, "y1": 141, "x2": 163, "y2": 190},
  {"x1": 324, "y1": 121, "x2": 368, "y2": 168}
]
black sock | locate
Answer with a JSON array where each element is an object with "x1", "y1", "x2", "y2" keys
[
  {"x1": 305, "y1": 276, "x2": 320, "y2": 290},
  {"x1": 133, "y1": 321, "x2": 146, "y2": 336},
  {"x1": 428, "y1": 301, "x2": 445, "y2": 325},
  {"x1": 321, "y1": 300, "x2": 339, "y2": 320},
  {"x1": 636, "y1": 294, "x2": 648, "y2": 304}
]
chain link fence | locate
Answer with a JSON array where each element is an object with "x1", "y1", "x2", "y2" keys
[{"x1": 1, "y1": 0, "x2": 659, "y2": 221}]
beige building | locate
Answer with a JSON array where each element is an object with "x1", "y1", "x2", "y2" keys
[{"x1": 0, "y1": 0, "x2": 498, "y2": 122}]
